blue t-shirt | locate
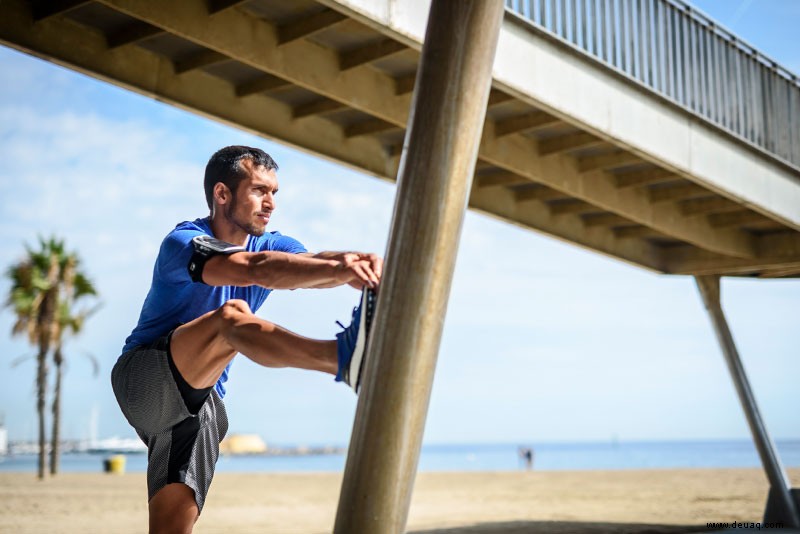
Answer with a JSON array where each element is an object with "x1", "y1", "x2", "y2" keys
[{"x1": 123, "y1": 217, "x2": 307, "y2": 397}]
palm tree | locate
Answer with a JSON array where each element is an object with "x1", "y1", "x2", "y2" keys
[
  {"x1": 5, "y1": 237, "x2": 98, "y2": 479},
  {"x1": 49, "y1": 259, "x2": 99, "y2": 475}
]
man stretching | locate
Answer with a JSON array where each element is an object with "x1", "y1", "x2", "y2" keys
[{"x1": 111, "y1": 145, "x2": 380, "y2": 533}]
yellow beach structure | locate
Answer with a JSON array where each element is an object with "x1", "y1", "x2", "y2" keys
[{"x1": 219, "y1": 434, "x2": 268, "y2": 456}]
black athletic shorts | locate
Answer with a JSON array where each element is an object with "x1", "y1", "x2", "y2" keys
[{"x1": 110, "y1": 334, "x2": 228, "y2": 512}]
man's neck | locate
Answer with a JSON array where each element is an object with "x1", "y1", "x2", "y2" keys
[{"x1": 209, "y1": 212, "x2": 249, "y2": 246}]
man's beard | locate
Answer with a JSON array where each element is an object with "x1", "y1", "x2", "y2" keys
[{"x1": 225, "y1": 194, "x2": 266, "y2": 237}]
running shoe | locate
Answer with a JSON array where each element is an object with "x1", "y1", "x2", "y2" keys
[{"x1": 335, "y1": 288, "x2": 376, "y2": 393}]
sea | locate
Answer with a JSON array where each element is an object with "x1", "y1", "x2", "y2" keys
[{"x1": 1, "y1": 440, "x2": 799, "y2": 474}]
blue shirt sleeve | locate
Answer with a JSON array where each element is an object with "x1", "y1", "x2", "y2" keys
[{"x1": 156, "y1": 228, "x2": 205, "y2": 284}]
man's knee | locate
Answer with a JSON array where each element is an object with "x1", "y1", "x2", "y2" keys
[
  {"x1": 217, "y1": 299, "x2": 253, "y2": 338},
  {"x1": 218, "y1": 299, "x2": 252, "y2": 322}
]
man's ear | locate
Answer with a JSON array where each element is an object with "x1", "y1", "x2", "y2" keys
[{"x1": 213, "y1": 182, "x2": 231, "y2": 205}]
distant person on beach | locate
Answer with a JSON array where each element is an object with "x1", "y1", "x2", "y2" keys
[
  {"x1": 111, "y1": 146, "x2": 380, "y2": 534},
  {"x1": 519, "y1": 446, "x2": 534, "y2": 470}
]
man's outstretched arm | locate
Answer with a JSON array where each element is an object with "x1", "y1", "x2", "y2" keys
[
  {"x1": 201, "y1": 250, "x2": 380, "y2": 290},
  {"x1": 301, "y1": 251, "x2": 383, "y2": 289}
]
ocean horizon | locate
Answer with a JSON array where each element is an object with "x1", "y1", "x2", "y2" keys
[{"x1": 1, "y1": 439, "x2": 799, "y2": 474}]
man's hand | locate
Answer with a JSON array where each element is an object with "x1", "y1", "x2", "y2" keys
[
  {"x1": 338, "y1": 252, "x2": 382, "y2": 290},
  {"x1": 303, "y1": 251, "x2": 382, "y2": 290}
]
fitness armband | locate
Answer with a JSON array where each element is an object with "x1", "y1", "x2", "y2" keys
[{"x1": 187, "y1": 235, "x2": 246, "y2": 283}]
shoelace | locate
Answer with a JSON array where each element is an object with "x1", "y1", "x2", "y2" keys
[{"x1": 335, "y1": 305, "x2": 359, "y2": 331}]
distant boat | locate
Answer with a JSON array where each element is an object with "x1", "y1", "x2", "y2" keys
[{"x1": 88, "y1": 436, "x2": 146, "y2": 454}]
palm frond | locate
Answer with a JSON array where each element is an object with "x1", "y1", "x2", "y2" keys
[
  {"x1": 82, "y1": 351, "x2": 100, "y2": 378},
  {"x1": 72, "y1": 272, "x2": 97, "y2": 298},
  {"x1": 10, "y1": 352, "x2": 35, "y2": 368}
]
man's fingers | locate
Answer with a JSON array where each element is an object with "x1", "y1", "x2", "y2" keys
[
  {"x1": 370, "y1": 255, "x2": 383, "y2": 279},
  {"x1": 358, "y1": 253, "x2": 383, "y2": 281},
  {"x1": 340, "y1": 253, "x2": 383, "y2": 289},
  {"x1": 353, "y1": 261, "x2": 378, "y2": 288}
]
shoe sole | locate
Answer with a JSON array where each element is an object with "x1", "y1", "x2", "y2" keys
[{"x1": 349, "y1": 288, "x2": 375, "y2": 393}]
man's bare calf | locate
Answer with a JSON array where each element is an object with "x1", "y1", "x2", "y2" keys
[{"x1": 170, "y1": 299, "x2": 338, "y2": 391}]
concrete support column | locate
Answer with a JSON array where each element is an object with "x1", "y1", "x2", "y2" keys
[
  {"x1": 334, "y1": 1, "x2": 505, "y2": 532},
  {"x1": 695, "y1": 275, "x2": 800, "y2": 527}
]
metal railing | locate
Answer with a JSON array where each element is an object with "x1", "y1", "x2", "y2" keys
[{"x1": 505, "y1": 0, "x2": 800, "y2": 170}]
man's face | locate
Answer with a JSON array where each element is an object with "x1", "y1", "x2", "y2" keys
[{"x1": 224, "y1": 161, "x2": 278, "y2": 237}]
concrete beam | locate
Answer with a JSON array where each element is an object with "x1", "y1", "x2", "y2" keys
[
  {"x1": 394, "y1": 72, "x2": 416, "y2": 95},
  {"x1": 708, "y1": 210, "x2": 767, "y2": 229},
  {"x1": 339, "y1": 38, "x2": 406, "y2": 71},
  {"x1": 539, "y1": 131, "x2": 604, "y2": 156},
  {"x1": 515, "y1": 186, "x2": 566, "y2": 202},
  {"x1": 106, "y1": 21, "x2": 164, "y2": 49},
  {"x1": 469, "y1": 184, "x2": 665, "y2": 272},
  {"x1": 577, "y1": 151, "x2": 642, "y2": 173},
  {"x1": 757, "y1": 232, "x2": 800, "y2": 257},
  {"x1": 486, "y1": 114, "x2": 758, "y2": 258},
  {"x1": 173, "y1": 49, "x2": 229, "y2": 74},
  {"x1": 681, "y1": 197, "x2": 741, "y2": 216},
  {"x1": 664, "y1": 246, "x2": 800, "y2": 275},
  {"x1": 494, "y1": 111, "x2": 560, "y2": 137},
  {"x1": 345, "y1": 118, "x2": 397, "y2": 138},
  {"x1": 649, "y1": 183, "x2": 708, "y2": 203},
  {"x1": 476, "y1": 170, "x2": 529, "y2": 188},
  {"x1": 613, "y1": 225, "x2": 662, "y2": 239},
  {"x1": 548, "y1": 199, "x2": 595, "y2": 215},
  {"x1": 92, "y1": 0, "x2": 413, "y2": 127},
  {"x1": 293, "y1": 98, "x2": 346, "y2": 119},
  {"x1": 235, "y1": 76, "x2": 292, "y2": 97},
  {"x1": 487, "y1": 89, "x2": 513, "y2": 106},
  {"x1": 31, "y1": 0, "x2": 90, "y2": 21},
  {"x1": 582, "y1": 213, "x2": 630, "y2": 227},
  {"x1": 614, "y1": 168, "x2": 678, "y2": 188},
  {"x1": 206, "y1": 0, "x2": 247, "y2": 15},
  {"x1": 278, "y1": 9, "x2": 347, "y2": 45}
]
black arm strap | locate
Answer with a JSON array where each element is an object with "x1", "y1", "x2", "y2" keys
[{"x1": 187, "y1": 235, "x2": 246, "y2": 283}]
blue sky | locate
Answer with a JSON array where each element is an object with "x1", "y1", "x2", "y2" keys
[{"x1": 0, "y1": 1, "x2": 798, "y2": 447}]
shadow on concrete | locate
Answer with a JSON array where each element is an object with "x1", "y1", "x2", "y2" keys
[{"x1": 410, "y1": 520, "x2": 709, "y2": 533}]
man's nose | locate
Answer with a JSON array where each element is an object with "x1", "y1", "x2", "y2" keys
[{"x1": 264, "y1": 193, "x2": 275, "y2": 209}]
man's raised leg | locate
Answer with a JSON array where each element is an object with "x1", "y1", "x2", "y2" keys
[{"x1": 170, "y1": 299, "x2": 338, "y2": 390}]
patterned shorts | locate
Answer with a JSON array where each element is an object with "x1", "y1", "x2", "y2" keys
[{"x1": 110, "y1": 334, "x2": 228, "y2": 512}]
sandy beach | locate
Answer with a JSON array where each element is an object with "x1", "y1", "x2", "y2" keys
[{"x1": 1, "y1": 467, "x2": 797, "y2": 533}]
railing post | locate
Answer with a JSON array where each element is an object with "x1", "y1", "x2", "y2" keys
[
  {"x1": 695, "y1": 275, "x2": 800, "y2": 527},
  {"x1": 333, "y1": 1, "x2": 505, "y2": 532}
]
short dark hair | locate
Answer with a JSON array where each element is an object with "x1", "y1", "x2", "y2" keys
[{"x1": 204, "y1": 146, "x2": 279, "y2": 209}]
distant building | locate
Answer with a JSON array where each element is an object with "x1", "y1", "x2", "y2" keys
[{"x1": 219, "y1": 434, "x2": 267, "y2": 455}]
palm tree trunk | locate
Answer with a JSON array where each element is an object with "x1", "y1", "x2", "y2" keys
[
  {"x1": 36, "y1": 347, "x2": 48, "y2": 480},
  {"x1": 50, "y1": 347, "x2": 63, "y2": 475}
]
